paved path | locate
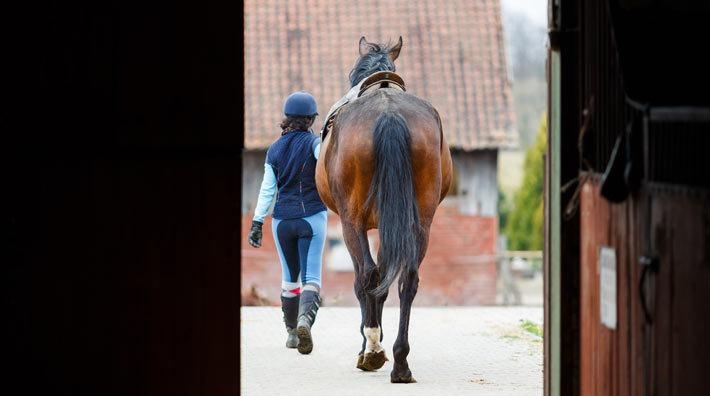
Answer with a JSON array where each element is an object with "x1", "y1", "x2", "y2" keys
[{"x1": 241, "y1": 306, "x2": 543, "y2": 395}]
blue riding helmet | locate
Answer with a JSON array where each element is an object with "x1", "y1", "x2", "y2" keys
[{"x1": 283, "y1": 91, "x2": 318, "y2": 117}]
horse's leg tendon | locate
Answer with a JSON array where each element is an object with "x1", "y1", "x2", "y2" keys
[
  {"x1": 354, "y1": 277, "x2": 367, "y2": 356},
  {"x1": 390, "y1": 268, "x2": 419, "y2": 383}
]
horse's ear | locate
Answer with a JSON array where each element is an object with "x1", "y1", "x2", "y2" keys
[
  {"x1": 389, "y1": 36, "x2": 403, "y2": 62},
  {"x1": 359, "y1": 36, "x2": 375, "y2": 56}
]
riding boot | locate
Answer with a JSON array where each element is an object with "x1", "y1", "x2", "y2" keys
[
  {"x1": 296, "y1": 289, "x2": 321, "y2": 354},
  {"x1": 281, "y1": 296, "x2": 299, "y2": 349}
]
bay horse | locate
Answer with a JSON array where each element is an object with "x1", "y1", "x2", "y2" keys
[{"x1": 316, "y1": 36, "x2": 453, "y2": 383}]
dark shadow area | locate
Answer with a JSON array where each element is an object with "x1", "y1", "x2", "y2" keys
[{"x1": 2, "y1": 2, "x2": 243, "y2": 395}]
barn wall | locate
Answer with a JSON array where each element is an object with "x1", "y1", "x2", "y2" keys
[
  {"x1": 648, "y1": 188, "x2": 710, "y2": 396},
  {"x1": 579, "y1": 179, "x2": 710, "y2": 396},
  {"x1": 453, "y1": 150, "x2": 499, "y2": 216},
  {"x1": 242, "y1": 150, "x2": 267, "y2": 213},
  {"x1": 579, "y1": 179, "x2": 641, "y2": 396}
]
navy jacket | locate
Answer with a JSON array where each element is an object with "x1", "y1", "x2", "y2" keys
[{"x1": 266, "y1": 130, "x2": 326, "y2": 219}]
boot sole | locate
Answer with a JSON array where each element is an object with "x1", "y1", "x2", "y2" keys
[{"x1": 296, "y1": 325, "x2": 313, "y2": 354}]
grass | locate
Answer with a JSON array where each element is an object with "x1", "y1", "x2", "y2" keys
[
  {"x1": 519, "y1": 319, "x2": 543, "y2": 338},
  {"x1": 501, "y1": 333, "x2": 522, "y2": 341}
]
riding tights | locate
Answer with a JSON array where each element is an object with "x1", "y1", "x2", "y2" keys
[{"x1": 272, "y1": 210, "x2": 327, "y2": 297}]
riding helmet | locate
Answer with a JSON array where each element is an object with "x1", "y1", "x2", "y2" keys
[{"x1": 283, "y1": 91, "x2": 318, "y2": 117}]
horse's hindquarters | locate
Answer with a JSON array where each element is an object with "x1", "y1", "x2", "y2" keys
[{"x1": 315, "y1": 132, "x2": 338, "y2": 214}]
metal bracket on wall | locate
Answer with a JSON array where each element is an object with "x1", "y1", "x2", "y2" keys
[{"x1": 638, "y1": 254, "x2": 659, "y2": 325}]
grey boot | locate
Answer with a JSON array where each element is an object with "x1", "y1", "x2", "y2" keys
[
  {"x1": 281, "y1": 296, "x2": 299, "y2": 348},
  {"x1": 296, "y1": 290, "x2": 321, "y2": 354}
]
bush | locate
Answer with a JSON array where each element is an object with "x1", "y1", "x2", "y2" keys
[{"x1": 504, "y1": 114, "x2": 546, "y2": 251}]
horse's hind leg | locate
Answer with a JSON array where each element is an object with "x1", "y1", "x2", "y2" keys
[
  {"x1": 390, "y1": 268, "x2": 419, "y2": 383},
  {"x1": 390, "y1": 230, "x2": 428, "y2": 383},
  {"x1": 342, "y1": 223, "x2": 388, "y2": 371},
  {"x1": 358, "y1": 286, "x2": 389, "y2": 371},
  {"x1": 376, "y1": 288, "x2": 388, "y2": 342},
  {"x1": 354, "y1": 274, "x2": 389, "y2": 372}
]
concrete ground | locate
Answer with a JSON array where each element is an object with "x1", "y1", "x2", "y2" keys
[{"x1": 241, "y1": 306, "x2": 543, "y2": 395}]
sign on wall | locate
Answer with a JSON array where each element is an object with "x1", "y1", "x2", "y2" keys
[{"x1": 599, "y1": 246, "x2": 617, "y2": 329}]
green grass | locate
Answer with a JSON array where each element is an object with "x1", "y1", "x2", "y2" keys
[
  {"x1": 501, "y1": 333, "x2": 522, "y2": 341},
  {"x1": 519, "y1": 319, "x2": 543, "y2": 338}
]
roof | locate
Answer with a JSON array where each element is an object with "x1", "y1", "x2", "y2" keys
[{"x1": 244, "y1": 0, "x2": 518, "y2": 150}]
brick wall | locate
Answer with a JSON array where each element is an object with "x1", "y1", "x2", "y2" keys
[{"x1": 241, "y1": 198, "x2": 498, "y2": 306}]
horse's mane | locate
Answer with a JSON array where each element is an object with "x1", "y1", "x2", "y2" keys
[{"x1": 348, "y1": 41, "x2": 397, "y2": 88}]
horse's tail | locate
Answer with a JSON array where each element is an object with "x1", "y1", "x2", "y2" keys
[{"x1": 368, "y1": 111, "x2": 420, "y2": 297}]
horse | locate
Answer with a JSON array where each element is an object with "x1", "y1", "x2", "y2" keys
[{"x1": 315, "y1": 36, "x2": 453, "y2": 383}]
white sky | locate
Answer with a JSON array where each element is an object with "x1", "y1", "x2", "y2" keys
[{"x1": 501, "y1": 0, "x2": 547, "y2": 28}]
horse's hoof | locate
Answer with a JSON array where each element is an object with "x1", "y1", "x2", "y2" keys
[
  {"x1": 357, "y1": 350, "x2": 388, "y2": 371},
  {"x1": 356, "y1": 354, "x2": 367, "y2": 370},
  {"x1": 390, "y1": 369, "x2": 416, "y2": 383}
]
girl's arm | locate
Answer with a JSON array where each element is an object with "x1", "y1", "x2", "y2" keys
[{"x1": 253, "y1": 162, "x2": 277, "y2": 223}]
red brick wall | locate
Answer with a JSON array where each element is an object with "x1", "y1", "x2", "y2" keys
[{"x1": 241, "y1": 199, "x2": 498, "y2": 306}]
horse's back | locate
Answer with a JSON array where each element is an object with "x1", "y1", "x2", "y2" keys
[
  {"x1": 336, "y1": 89, "x2": 444, "y2": 158},
  {"x1": 316, "y1": 89, "x2": 452, "y2": 227}
]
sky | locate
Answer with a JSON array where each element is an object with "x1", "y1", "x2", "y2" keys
[{"x1": 501, "y1": 0, "x2": 547, "y2": 28}]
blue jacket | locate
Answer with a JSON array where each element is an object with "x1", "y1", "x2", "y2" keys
[{"x1": 253, "y1": 130, "x2": 326, "y2": 221}]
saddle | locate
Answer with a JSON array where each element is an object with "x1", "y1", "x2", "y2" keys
[
  {"x1": 320, "y1": 71, "x2": 406, "y2": 139},
  {"x1": 358, "y1": 71, "x2": 406, "y2": 97}
]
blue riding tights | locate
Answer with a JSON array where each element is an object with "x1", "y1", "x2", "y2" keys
[{"x1": 272, "y1": 210, "x2": 327, "y2": 296}]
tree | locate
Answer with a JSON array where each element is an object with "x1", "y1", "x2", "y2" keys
[{"x1": 504, "y1": 114, "x2": 546, "y2": 250}]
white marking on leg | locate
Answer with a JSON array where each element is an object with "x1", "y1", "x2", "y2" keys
[{"x1": 363, "y1": 326, "x2": 383, "y2": 354}]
